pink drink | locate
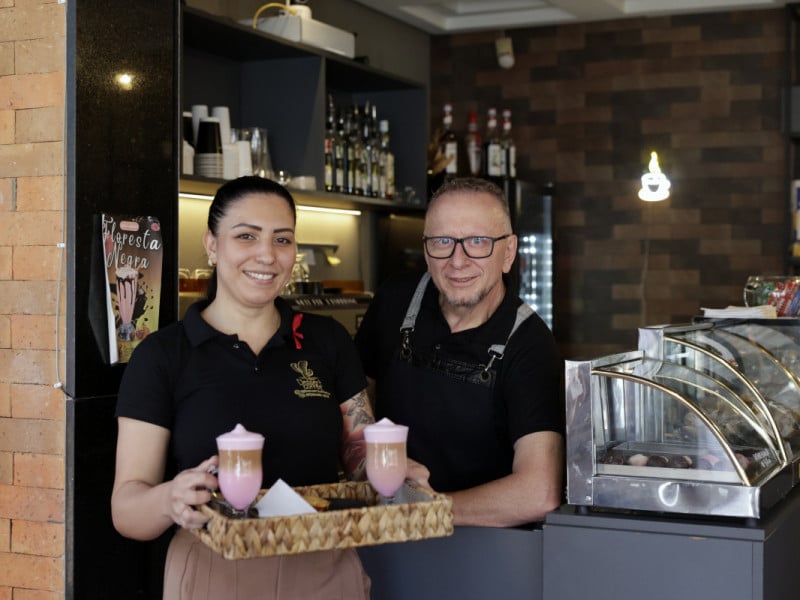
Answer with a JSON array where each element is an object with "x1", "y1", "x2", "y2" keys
[
  {"x1": 366, "y1": 442, "x2": 407, "y2": 497},
  {"x1": 217, "y1": 451, "x2": 262, "y2": 510},
  {"x1": 216, "y1": 424, "x2": 265, "y2": 511},
  {"x1": 364, "y1": 419, "x2": 408, "y2": 499}
]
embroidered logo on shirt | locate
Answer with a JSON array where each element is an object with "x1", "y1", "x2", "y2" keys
[{"x1": 290, "y1": 360, "x2": 331, "y2": 399}]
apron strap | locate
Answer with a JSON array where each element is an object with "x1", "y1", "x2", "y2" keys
[
  {"x1": 400, "y1": 273, "x2": 535, "y2": 377},
  {"x1": 401, "y1": 272, "x2": 431, "y2": 331},
  {"x1": 483, "y1": 303, "x2": 535, "y2": 376},
  {"x1": 400, "y1": 272, "x2": 431, "y2": 358}
]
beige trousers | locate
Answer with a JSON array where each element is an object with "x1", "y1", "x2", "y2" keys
[{"x1": 163, "y1": 528, "x2": 371, "y2": 600}]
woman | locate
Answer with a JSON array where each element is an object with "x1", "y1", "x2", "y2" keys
[{"x1": 111, "y1": 176, "x2": 375, "y2": 599}]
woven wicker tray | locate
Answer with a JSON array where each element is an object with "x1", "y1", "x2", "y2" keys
[{"x1": 190, "y1": 481, "x2": 454, "y2": 559}]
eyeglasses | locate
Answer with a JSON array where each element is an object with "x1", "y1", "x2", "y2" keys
[{"x1": 422, "y1": 234, "x2": 512, "y2": 259}]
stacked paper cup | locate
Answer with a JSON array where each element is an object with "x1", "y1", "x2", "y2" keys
[
  {"x1": 194, "y1": 117, "x2": 223, "y2": 179},
  {"x1": 212, "y1": 106, "x2": 239, "y2": 180},
  {"x1": 191, "y1": 104, "x2": 208, "y2": 148}
]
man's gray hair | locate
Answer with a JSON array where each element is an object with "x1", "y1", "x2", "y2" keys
[{"x1": 428, "y1": 177, "x2": 511, "y2": 222}]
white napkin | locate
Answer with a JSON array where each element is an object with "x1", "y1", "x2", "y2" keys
[
  {"x1": 701, "y1": 305, "x2": 778, "y2": 318},
  {"x1": 254, "y1": 478, "x2": 316, "y2": 518}
]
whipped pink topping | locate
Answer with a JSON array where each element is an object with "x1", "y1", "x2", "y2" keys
[
  {"x1": 364, "y1": 418, "x2": 409, "y2": 443},
  {"x1": 216, "y1": 423, "x2": 265, "y2": 450}
]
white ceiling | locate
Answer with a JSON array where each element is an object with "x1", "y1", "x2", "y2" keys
[{"x1": 352, "y1": 0, "x2": 789, "y2": 34}]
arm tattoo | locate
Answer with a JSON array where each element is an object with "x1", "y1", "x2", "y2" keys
[
  {"x1": 340, "y1": 390, "x2": 373, "y2": 480},
  {"x1": 345, "y1": 391, "x2": 373, "y2": 427}
]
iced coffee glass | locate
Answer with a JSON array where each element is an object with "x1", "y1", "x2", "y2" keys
[
  {"x1": 364, "y1": 418, "x2": 408, "y2": 504},
  {"x1": 216, "y1": 424, "x2": 265, "y2": 516}
]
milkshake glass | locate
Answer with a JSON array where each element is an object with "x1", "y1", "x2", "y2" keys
[
  {"x1": 116, "y1": 266, "x2": 138, "y2": 341},
  {"x1": 364, "y1": 418, "x2": 408, "y2": 503},
  {"x1": 216, "y1": 424, "x2": 265, "y2": 514}
]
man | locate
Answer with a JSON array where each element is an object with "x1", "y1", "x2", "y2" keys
[{"x1": 354, "y1": 177, "x2": 564, "y2": 527}]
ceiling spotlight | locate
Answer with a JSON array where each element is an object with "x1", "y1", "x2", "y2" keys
[{"x1": 495, "y1": 37, "x2": 514, "y2": 69}]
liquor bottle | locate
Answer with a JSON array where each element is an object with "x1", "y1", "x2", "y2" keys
[
  {"x1": 378, "y1": 119, "x2": 395, "y2": 200},
  {"x1": 335, "y1": 111, "x2": 348, "y2": 193},
  {"x1": 465, "y1": 110, "x2": 482, "y2": 177},
  {"x1": 440, "y1": 103, "x2": 458, "y2": 179},
  {"x1": 371, "y1": 105, "x2": 382, "y2": 198},
  {"x1": 501, "y1": 109, "x2": 516, "y2": 179},
  {"x1": 363, "y1": 103, "x2": 380, "y2": 198},
  {"x1": 324, "y1": 95, "x2": 336, "y2": 192},
  {"x1": 348, "y1": 104, "x2": 364, "y2": 195},
  {"x1": 482, "y1": 107, "x2": 503, "y2": 178}
]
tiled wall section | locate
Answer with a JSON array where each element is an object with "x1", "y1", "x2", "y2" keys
[
  {"x1": 430, "y1": 9, "x2": 787, "y2": 358},
  {"x1": 0, "y1": 0, "x2": 66, "y2": 597}
]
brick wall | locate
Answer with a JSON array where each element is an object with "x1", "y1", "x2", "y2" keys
[
  {"x1": 430, "y1": 9, "x2": 787, "y2": 359},
  {"x1": 0, "y1": 3, "x2": 790, "y2": 594},
  {"x1": 0, "y1": 0, "x2": 66, "y2": 597}
]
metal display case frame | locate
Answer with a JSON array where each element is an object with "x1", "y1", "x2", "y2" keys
[
  {"x1": 643, "y1": 322, "x2": 800, "y2": 480},
  {"x1": 565, "y1": 349, "x2": 794, "y2": 519}
]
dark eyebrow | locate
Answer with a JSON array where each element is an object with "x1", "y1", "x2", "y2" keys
[
  {"x1": 231, "y1": 222, "x2": 262, "y2": 231},
  {"x1": 230, "y1": 223, "x2": 295, "y2": 234}
]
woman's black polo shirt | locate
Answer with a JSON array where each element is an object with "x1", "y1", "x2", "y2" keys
[{"x1": 116, "y1": 298, "x2": 367, "y2": 487}]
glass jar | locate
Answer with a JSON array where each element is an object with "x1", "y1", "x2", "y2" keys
[{"x1": 743, "y1": 275, "x2": 800, "y2": 316}]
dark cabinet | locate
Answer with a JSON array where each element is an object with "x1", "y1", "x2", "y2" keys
[{"x1": 182, "y1": 7, "x2": 428, "y2": 209}]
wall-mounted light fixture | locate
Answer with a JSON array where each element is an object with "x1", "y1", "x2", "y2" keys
[
  {"x1": 638, "y1": 151, "x2": 670, "y2": 202},
  {"x1": 637, "y1": 151, "x2": 671, "y2": 327},
  {"x1": 495, "y1": 36, "x2": 514, "y2": 69},
  {"x1": 307, "y1": 243, "x2": 342, "y2": 266},
  {"x1": 296, "y1": 244, "x2": 342, "y2": 267},
  {"x1": 113, "y1": 72, "x2": 135, "y2": 91},
  {"x1": 179, "y1": 192, "x2": 361, "y2": 216}
]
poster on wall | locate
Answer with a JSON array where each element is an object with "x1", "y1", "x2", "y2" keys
[{"x1": 89, "y1": 213, "x2": 163, "y2": 364}]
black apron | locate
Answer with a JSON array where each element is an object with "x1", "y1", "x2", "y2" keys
[{"x1": 377, "y1": 273, "x2": 533, "y2": 492}]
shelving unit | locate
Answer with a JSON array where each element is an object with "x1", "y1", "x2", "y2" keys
[{"x1": 181, "y1": 6, "x2": 428, "y2": 206}]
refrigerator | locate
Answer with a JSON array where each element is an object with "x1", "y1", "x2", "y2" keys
[{"x1": 505, "y1": 179, "x2": 554, "y2": 330}]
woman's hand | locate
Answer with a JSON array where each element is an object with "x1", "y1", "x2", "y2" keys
[
  {"x1": 167, "y1": 456, "x2": 219, "y2": 529},
  {"x1": 405, "y1": 457, "x2": 431, "y2": 490}
]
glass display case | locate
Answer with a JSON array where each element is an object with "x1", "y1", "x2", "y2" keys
[
  {"x1": 642, "y1": 322, "x2": 800, "y2": 469},
  {"x1": 565, "y1": 349, "x2": 794, "y2": 519},
  {"x1": 702, "y1": 319, "x2": 800, "y2": 381}
]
